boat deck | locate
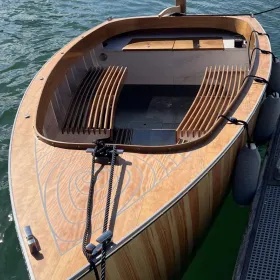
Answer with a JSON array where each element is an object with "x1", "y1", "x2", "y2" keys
[
  {"x1": 9, "y1": 15, "x2": 271, "y2": 280},
  {"x1": 234, "y1": 116, "x2": 280, "y2": 280}
]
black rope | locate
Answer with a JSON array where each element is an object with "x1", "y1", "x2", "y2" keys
[
  {"x1": 219, "y1": 115, "x2": 252, "y2": 148},
  {"x1": 242, "y1": 74, "x2": 269, "y2": 85},
  {"x1": 101, "y1": 145, "x2": 117, "y2": 280},
  {"x1": 248, "y1": 31, "x2": 270, "y2": 68},
  {"x1": 82, "y1": 147, "x2": 100, "y2": 280},
  {"x1": 254, "y1": 5, "x2": 280, "y2": 16},
  {"x1": 241, "y1": 74, "x2": 276, "y2": 96},
  {"x1": 249, "y1": 47, "x2": 277, "y2": 66}
]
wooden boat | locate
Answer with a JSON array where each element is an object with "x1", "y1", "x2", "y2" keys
[{"x1": 9, "y1": 0, "x2": 272, "y2": 279}]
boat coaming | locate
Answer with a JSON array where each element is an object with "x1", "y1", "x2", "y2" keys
[
  {"x1": 35, "y1": 15, "x2": 259, "y2": 152},
  {"x1": 9, "y1": 14, "x2": 271, "y2": 280}
]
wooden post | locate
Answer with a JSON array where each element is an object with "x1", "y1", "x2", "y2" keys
[{"x1": 176, "y1": 0, "x2": 186, "y2": 13}]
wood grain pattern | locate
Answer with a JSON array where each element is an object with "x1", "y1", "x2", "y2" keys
[
  {"x1": 9, "y1": 15, "x2": 271, "y2": 280},
  {"x1": 199, "y1": 39, "x2": 224, "y2": 50},
  {"x1": 173, "y1": 39, "x2": 194, "y2": 50},
  {"x1": 123, "y1": 39, "x2": 175, "y2": 51}
]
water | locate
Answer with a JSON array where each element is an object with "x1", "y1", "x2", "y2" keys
[{"x1": 0, "y1": 1, "x2": 279, "y2": 279}]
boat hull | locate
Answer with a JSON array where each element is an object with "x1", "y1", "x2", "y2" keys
[{"x1": 9, "y1": 14, "x2": 271, "y2": 280}]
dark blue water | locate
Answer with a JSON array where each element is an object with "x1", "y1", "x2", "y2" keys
[{"x1": 0, "y1": 1, "x2": 279, "y2": 279}]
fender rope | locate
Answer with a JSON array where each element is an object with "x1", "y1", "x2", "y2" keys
[{"x1": 219, "y1": 115, "x2": 252, "y2": 148}]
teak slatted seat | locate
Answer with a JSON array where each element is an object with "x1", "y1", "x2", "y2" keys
[
  {"x1": 62, "y1": 66, "x2": 127, "y2": 135},
  {"x1": 177, "y1": 65, "x2": 248, "y2": 142}
]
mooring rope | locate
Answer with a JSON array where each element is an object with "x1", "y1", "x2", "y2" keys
[
  {"x1": 219, "y1": 115, "x2": 252, "y2": 148},
  {"x1": 82, "y1": 146, "x2": 100, "y2": 280},
  {"x1": 253, "y1": 5, "x2": 280, "y2": 16},
  {"x1": 100, "y1": 145, "x2": 117, "y2": 280},
  {"x1": 170, "y1": 4, "x2": 280, "y2": 17},
  {"x1": 82, "y1": 143, "x2": 118, "y2": 280}
]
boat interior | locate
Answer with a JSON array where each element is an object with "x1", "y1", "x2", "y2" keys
[{"x1": 37, "y1": 23, "x2": 254, "y2": 151}]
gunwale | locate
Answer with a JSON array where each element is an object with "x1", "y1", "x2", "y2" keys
[
  {"x1": 34, "y1": 15, "x2": 258, "y2": 152},
  {"x1": 9, "y1": 15, "x2": 271, "y2": 280}
]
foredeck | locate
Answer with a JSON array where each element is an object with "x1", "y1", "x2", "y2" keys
[{"x1": 9, "y1": 15, "x2": 271, "y2": 280}]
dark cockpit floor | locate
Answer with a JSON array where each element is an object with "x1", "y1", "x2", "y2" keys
[{"x1": 113, "y1": 85, "x2": 199, "y2": 145}]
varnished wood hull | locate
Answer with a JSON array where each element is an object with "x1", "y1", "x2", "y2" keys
[
  {"x1": 78, "y1": 113, "x2": 257, "y2": 280},
  {"x1": 9, "y1": 13, "x2": 271, "y2": 280}
]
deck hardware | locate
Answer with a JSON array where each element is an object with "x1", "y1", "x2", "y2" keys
[
  {"x1": 107, "y1": 16, "x2": 113, "y2": 21},
  {"x1": 92, "y1": 243, "x2": 102, "y2": 257},
  {"x1": 25, "y1": 114, "x2": 30, "y2": 119},
  {"x1": 85, "y1": 243, "x2": 96, "y2": 254},
  {"x1": 87, "y1": 141, "x2": 122, "y2": 159},
  {"x1": 40, "y1": 77, "x2": 44, "y2": 80},
  {"x1": 96, "y1": 230, "x2": 113, "y2": 244},
  {"x1": 24, "y1": 226, "x2": 38, "y2": 254},
  {"x1": 99, "y1": 53, "x2": 107, "y2": 61}
]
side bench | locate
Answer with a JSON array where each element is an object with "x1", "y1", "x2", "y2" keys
[
  {"x1": 62, "y1": 66, "x2": 127, "y2": 135},
  {"x1": 177, "y1": 65, "x2": 248, "y2": 142}
]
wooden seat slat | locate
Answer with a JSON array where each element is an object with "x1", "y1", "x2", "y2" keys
[
  {"x1": 187, "y1": 65, "x2": 220, "y2": 131},
  {"x1": 71, "y1": 68, "x2": 101, "y2": 133},
  {"x1": 199, "y1": 65, "x2": 229, "y2": 132},
  {"x1": 62, "y1": 69, "x2": 94, "y2": 133},
  {"x1": 87, "y1": 66, "x2": 113, "y2": 128},
  {"x1": 98, "y1": 67, "x2": 119, "y2": 129},
  {"x1": 61, "y1": 65, "x2": 127, "y2": 135},
  {"x1": 177, "y1": 65, "x2": 249, "y2": 142},
  {"x1": 109, "y1": 68, "x2": 127, "y2": 129},
  {"x1": 92, "y1": 66, "x2": 116, "y2": 128},
  {"x1": 195, "y1": 65, "x2": 226, "y2": 131},
  {"x1": 104, "y1": 67, "x2": 124, "y2": 129},
  {"x1": 178, "y1": 67, "x2": 212, "y2": 131},
  {"x1": 211, "y1": 65, "x2": 235, "y2": 130},
  {"x1": 81, "y1": 69, "x2": 105, "y2": 133}
]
